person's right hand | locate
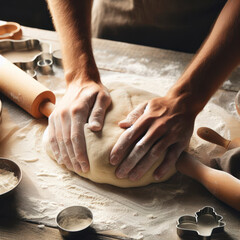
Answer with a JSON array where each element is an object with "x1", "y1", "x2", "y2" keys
[{"x1": 48, "y1": 80, "x2": 111, "y2": 173}]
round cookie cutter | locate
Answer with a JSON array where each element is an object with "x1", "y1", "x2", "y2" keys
[
  {"x1": 56, "y1": 205, "x2": 93, "y2": 238},
  {"x1": 0, "y1": 158, "x2": 22, "y2": 198},
  {"x1": 37, "y1": 58, "x2": 53, "y2": 75},
  {"x1": 52, "y1": 49, "x2": 63, "y2": 68}
]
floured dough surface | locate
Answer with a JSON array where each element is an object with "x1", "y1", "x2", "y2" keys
[{"x1": 44, "y1": 82, "x2": 176, "y2": 187}]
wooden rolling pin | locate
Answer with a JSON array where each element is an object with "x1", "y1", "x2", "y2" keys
[
  {"x1": 176, "y1": 152, "x2": 240, "y2": 211},
  {"x1": 197, "y1": 127, "x2": 240, "y2": 150},
  {"x1": 0, "y1": 55, "x2": 55, "y2": 118}
]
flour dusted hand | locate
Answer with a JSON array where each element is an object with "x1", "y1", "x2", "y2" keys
[
  {"x1": 110, "y1": 95, "x2": 195, "y2": 181},
  {"x1": 48, "y1": 81, "x2": 111, "y2": 173}
]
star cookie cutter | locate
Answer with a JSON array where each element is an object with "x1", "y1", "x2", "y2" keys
[{"x1": 176, "y1": 206, "x2": 225, "y2": 240}]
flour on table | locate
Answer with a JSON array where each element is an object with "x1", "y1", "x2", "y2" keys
[{"x1": 1, "y1": 69, "x2": 239, "y2": 239}]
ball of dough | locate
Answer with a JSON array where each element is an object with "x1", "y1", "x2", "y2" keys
[{"x1": 43, "y1": 82, "x2": 176, "y2": 187}]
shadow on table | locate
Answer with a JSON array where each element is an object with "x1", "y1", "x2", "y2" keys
[{"x1": 0, "y1": 191, "x2": 21, "y2": 227}]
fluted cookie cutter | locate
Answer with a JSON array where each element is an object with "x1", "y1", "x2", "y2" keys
[
  {"x1": 177, "y1": 206, "x2": 225, "y2": 240},
  {"x1": 0, "y1": 38, "x2": 53, "y2": 77}
]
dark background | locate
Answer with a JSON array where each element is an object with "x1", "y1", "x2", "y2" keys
[{"x1": 0, "y1": 0, "x2": 54, "y2": 30}]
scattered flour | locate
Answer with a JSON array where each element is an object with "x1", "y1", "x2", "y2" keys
[{"x1": 0, "y1": 49, "x2": 239, "y2": 239}]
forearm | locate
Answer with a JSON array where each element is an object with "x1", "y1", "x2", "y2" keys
[
  {"x1": 46, "y1": 0, "x2": 100, "y2": 84},
  {"x1": 168, "y1": 0, "x2": 240, "y2": 116}
]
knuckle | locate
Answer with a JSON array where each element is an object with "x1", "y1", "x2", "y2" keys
[
  {"x1": 49, "y1": 136, "x2": 56, "y2": 145},
  {"x1": 135, "y1": 142, "x2": 146, "y2": 153},
  {"x1": 150, "y1": 147, "x2": 161, "y2": 159},
  {"x1": 71, "y1": 134, "x2": 82, "y2": 145},
  {"x1": 59, "y1": 109, "x2": 68, "y2": 119},
  {"x1": 71, "y1": 104, "x2": 89, "y2": 116},
  {"x1": 62, "y1": 155, "x2": 69, "y2": 163},
  {"x1": 92, "y1": 107, "x2": 104, "y2": 118},
  {"x1": 99, "y1": 91, "x2": 109, "y2": 101},
  {"x1": 63, "y1": 137, "x2": 71, "y2": 146}
]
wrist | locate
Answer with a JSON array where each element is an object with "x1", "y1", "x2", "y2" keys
[
  {"x1": 167, "y1": 74, "x2": 209, "y2": 117},
  {"x1": 64, "y1": 53, "x2": 100, "y2": 85},
  {"x1": 166, "y1": 85, "x2": 201, "y2": 118}
]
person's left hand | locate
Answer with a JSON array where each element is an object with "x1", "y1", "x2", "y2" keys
[{"x1": 109, "y1": 96, "x2": 196, "y2": 181}]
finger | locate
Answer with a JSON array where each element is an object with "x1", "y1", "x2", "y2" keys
[
  {"x1": 48, "y1": 114, "x2": 62, "y2": 164},
  {"x1": 88, "y1": 90, "x2": 111, "y2": 131},
  {"x1": 118, "y1": 102, "x2": 147, "y2": 129},
  {"x1": 128, "y1": 135, "x2": 171, "y2": 181},
  {"x1": 71, "y1": 113, "x2": 89, "y2": 173},
  {"x1": 61, "y1": 110, "x2": 82, "y2": 173},
  {"x1": 115, "y1": 128, "x2": 161, "y2": 179},
  {"x1": 110, "y1": 116, "x2": 150, "y2": 166},
  {"x1": 154, "y1": 143, "x2": 184, "y2": 180},
  {"x1": 55, "y1": 114, "x2": 73, "y2": 171}
]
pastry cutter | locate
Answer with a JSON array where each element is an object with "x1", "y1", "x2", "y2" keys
[{"x1": 177, "y1": 206, "x2": 225, "y2": 240}]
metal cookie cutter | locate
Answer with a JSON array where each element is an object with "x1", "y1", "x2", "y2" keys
[
  {"x1": 0, "y1": 38, "x2": 52, "y2": 77},
  {"x1": 52, "y1": 49, "x2": 63, "y2": 67},
  {"x1": 176, "y1": 206, "x2": 225, "y2": 240},
  {"x1": 0, "y1": 22, "x2": 22, "y2": 40}
]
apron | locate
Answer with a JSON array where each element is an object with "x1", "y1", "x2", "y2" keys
[{"x1": 92, "y1": 0, "x2": 226, "y2": 52}]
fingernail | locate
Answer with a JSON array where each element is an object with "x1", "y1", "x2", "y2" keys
[
  {"x1": 110, "y1": 155, "x2": 119, "y2": 165},
  {"x1": 116, "y1": 168, "x2": 126, "y2": 179},
  {"x1": 81, "y1": 162, "x2": 89, "y2": 173},
  {"x1": 154, "y1": 168, "x2": 167, "y2": 180},
  {"x1": 90, "y1": 121, "x2": 101, "y2": 129},
  {"x1": 73, "y1": 162, "x2": 82, "y2": 173},
  {"x1": 154, "y1": 174, "x2": 161, "y2": 181},
  {"x1": 57, "y1": 157, "x2": 63, "y2": 164}
]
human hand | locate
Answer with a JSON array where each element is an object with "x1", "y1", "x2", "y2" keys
[
  {"x1": 48, "y1": 80, "x2": 111, "y2": 173},
  {"x1": 110, "y1": 96, "x2": 196, "y2": 181}
]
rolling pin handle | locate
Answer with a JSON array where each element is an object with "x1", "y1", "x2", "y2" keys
[
  {"x1": 197, "y1": 127, "x2": 230, "y2": 149},
  {"x1": 39, "y1": 101, "x2": 55, "y2": 118}
]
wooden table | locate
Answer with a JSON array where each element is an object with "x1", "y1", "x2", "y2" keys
[{"x1": 0, "y1": 25, "x2": 240, "y2": 240}]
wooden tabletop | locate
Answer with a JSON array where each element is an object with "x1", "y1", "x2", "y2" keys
[{"x1": 0, "y1": 25, "x2": 240, "y2": 240}]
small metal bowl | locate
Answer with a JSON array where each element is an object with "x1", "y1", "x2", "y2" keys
[
  {"x1": 0, "y1": 158, "x2": 22, "y2": 197},
  {"x1": 56, "y1": 205, "x2": 93, "y2": 238}
]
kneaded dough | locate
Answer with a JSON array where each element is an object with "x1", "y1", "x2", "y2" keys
[{"x1": 43, "y1": 82, "x2": 176, "y2": 187}]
